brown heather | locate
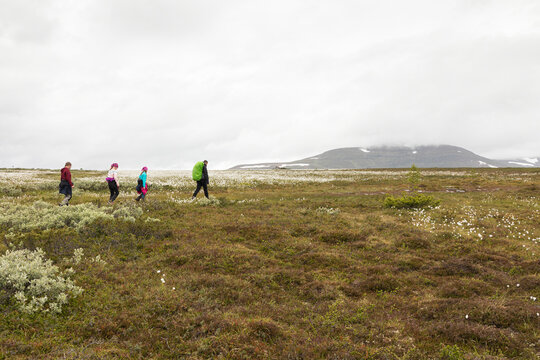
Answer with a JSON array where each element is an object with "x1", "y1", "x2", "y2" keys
[{"x1": 0, "y1": 168, "x2": 538, "y2": 359}]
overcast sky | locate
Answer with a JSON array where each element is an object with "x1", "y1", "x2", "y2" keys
[{"x1": 1, "y1": 1, "x2": 539, "y2": 169}]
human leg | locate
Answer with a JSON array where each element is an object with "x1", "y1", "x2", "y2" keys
[
  {"x1": 192, "y1": 181, "x2": 203, "y2": 198},
  {"x1": 108, "y1": 181, "x2": 115, "y2": 202},
  {"x1": 109, "y1": 182, "x2": 119, "y2": 203},
  {"x1": 202, "y1": 183, "x2": 209, "y2": 198},
  {"x1": 60, "y1": 194, "x2": 72, "y2": 206}
]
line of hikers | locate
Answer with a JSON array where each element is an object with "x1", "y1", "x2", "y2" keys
[{"x1": 58, "y1": 160, "x2": 210, "y2": 206}]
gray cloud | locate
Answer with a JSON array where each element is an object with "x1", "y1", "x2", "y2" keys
[{"x1": 1, "y1": 0, "x2": 539, "y2": 169}]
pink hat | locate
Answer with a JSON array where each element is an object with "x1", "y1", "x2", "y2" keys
[
  {"x1": 111, "y1": 163, "x2": 119, "y2": 168},
  {"x1": 142, "y1": 166, "x2": 148, "y2": 172}
]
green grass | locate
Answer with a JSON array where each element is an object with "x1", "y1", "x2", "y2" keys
[{"x1": 0, "y1": 169, "x2": 539, "y2": 359}]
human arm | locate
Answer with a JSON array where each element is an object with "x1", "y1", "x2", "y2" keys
[
  {"x1": 65, "y1": 169, "x2": 74, "y2": 187},
  {"x1": 203, "y1": 165, "x2": 209, "y2": 185}
]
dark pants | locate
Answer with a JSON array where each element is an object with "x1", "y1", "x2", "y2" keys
[
  {"x1": 59, "y1": 180, "x2": 72, "y2": 206},
  {"x1": 108, "y1": 181, "x2": 119, "y2": 203},
  {"x1": 193, "y1": 180, "x2": 209, "y2": 198}
]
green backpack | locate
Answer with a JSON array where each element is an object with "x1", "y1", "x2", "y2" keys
[{"x1": 192, "y1": 161, "x2": 204, "y2": 181}]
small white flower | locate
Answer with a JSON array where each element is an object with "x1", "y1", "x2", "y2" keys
[
  {"x1": 172, "y1": 287, "x2": 175, "y2": 290},
  {"x1": 516, "y1": 284, "x2": 520, "y2": 287},
  {"x1": 506, "y1": 285, "x2": 510, "y2": 288},
  {"x1": 465, "y1": 314, "x2": 469, "y2": 319},
  {"x1": 161, "y1": 278, "x2": 165, "y2": 283},
  {"x1": 156, "y1": 270, "x2": 161, "y2": 273}
]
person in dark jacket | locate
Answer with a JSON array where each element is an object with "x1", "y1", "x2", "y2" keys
[
  {"x1": 59, "y1": 162, "x2": 74, "y2": 206},
  {"x1": 192, "y1": 160, "x2": 209, "y2": 199}
]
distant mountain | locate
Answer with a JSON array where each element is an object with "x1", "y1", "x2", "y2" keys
[{"x1": 230, "y1": 145, "x2": 540, "y2": 169}]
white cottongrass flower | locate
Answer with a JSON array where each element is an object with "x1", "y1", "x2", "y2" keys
[
  {"x1": 465, "y1": 314, "x2": 469, "y2": 319},
  {"x1": 161, "y1": 278, "x2": 165, "y2": 283}
]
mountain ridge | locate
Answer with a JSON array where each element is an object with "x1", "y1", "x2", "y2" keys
[{"x1": 230, "y1": 145, "x2": 539, "y2": 169}]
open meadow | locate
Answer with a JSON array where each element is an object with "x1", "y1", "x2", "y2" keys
[{"x1": 0, "y1": 168, "x2": 539, "y2": 359}]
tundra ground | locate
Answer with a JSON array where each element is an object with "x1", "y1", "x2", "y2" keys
[{"x1": 0, "y1": 169, "x2": 539, "y2": 359}]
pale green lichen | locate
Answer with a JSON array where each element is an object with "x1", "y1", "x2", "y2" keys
[
  {"x1": 0, "y1": 248, "x2": 83, "y2": 314},
  {"x1": 0, "y1": 201, "x2": 143, "y2": 233}
]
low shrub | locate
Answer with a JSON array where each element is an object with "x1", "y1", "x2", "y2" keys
[
  {"x1": 0, "y1": 201, "x2": 144, "y2": 233},
  {"x1": 517, "y1": 275, "x2": 540, "y2": 290},
  {"x1": 0, "y1": 248, "x2": 82, "y2": 314},
  {"x1": 248, "y1": 318, "x2": 284, "y2": 343},
  {"x1": 438, "y1": 279, "x2": 494, "y2": 299},
  {"x1": 397, "y1": 257, "x2": 424, "y2": 271},
  {"x1": 316, "y1": 206, "x2": 340, "y2": 215},
  {"x1": 189, "y1": 196, "x2": 221, "y2": 206},
  {"x1": 3, "y1": 187, "x2": 23, "y2": 197},
  {"x1": 383, "y1": 194, "x2": 440, "y2": 209},
  {"x1": 432, "y1": 259, "x2": 479, "y2": 277},
  {"x1": 319, "y1": 231, "x2": 367, "y2": 244},
  {"x1": 74, "y1": 179, "x2": 108, "y2": 191},
  {"x1": 79, "y1": 217, "x2": 172, "y2": 242},
  {"x1": 112, "y1": 205, "x2": 143, "y2": 222},
  {"x1": 394, "y1": 230, "x2": 431, "y2": 249},
  {"x1": 427, "y1": 321, "x2": 523, "y2": 354},
  {"x1": 342, "y1": 275, "x2": 399, "y2": 296},
  {"x1": 290, "y1": 226, "x2": 318, "y2": 237},
  {"x1": 439, "y1": 344, "x2": 464, "y2": 360}
]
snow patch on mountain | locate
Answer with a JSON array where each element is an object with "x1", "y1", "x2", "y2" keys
[
  {"x1": 523, "y1": 157, "x2": 538, "y2": 164},
  {"x1": 240, "y1": 165, "x2": 269, "y2": 169},
  {"x1": 478, "y1": 161, "x2": 498, "y2": 168},
  {"x1": 280, "y1": 163, "x2": 310, "y2": 167},
  {"x1": 359, "y1": 148, "x2": 370, "y2": 153},
  {"x1": 508, "y1": 161, "x2": 534, "y2": 167}
]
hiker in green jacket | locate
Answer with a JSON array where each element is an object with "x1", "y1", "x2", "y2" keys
[{"x1": 192, "y1": 160, "x2": 209, "y2": 199}]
